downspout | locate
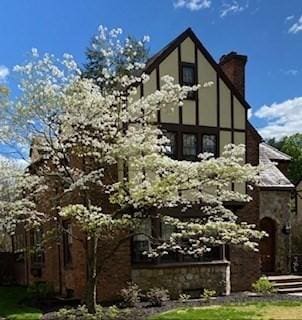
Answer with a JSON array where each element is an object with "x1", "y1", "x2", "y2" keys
[
  {"x1": 24, "y1": 230, "x2": 29, "y2": 285},
  {"x1": 58, "y1": 241, "x2": 63, "y2": 295}
]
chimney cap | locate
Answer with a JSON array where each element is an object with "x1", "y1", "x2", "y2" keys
[{"x1": 219, "y1": 51, "x2": 247, "y2": 65}]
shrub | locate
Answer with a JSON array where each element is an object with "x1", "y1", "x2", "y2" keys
[
  {"x1": 201, "y1": 289, "x2": 216, "y2": 303},
  {"x1": 252, "y1": 276, "x2": 276, "y2": 295},
  {"x1": 27, "y1": 281, "x2": 54, "y2": 300},
  {"x1": 120, "y1": 282, "x2": 141, "y2": 307},
  {"x1": 178, "y1": 293, "x2": 191, "y2": 303},
  {"x1": 146, "y1": 288, "x2": 170, "y2": 307},
  {"x1": 56, "y1": 305, "x2": 122, "y2": 320}
]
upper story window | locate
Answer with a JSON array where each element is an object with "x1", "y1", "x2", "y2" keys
[
  {"x1": 182, "y1": 133, "x2": 197, "y2": 161},
  {"x1": 181, "y1": 63, "x2": 196, "y2": 100},
  {"x1": 164, "y1": 131, "x2": 177, "y2": 159},
  {"x1": 202, "y1": 134, "x2": 217, "y2": 157}
]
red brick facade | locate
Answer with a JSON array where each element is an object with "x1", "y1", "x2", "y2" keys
[
  {"x1": 13, "y1": 29, "x2": 277, "y2": 301},
  {"x1": 229, "y1": 123, "x2": 262, "y2": 291}
]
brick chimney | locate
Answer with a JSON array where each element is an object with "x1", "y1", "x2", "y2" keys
[{"x1": 219, "y1": 52, "x2": 247, "y2": 98}]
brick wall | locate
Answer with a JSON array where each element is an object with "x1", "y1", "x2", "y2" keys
[{"x1": 229, "y1": 122, "x2": 261, "y2": 292}]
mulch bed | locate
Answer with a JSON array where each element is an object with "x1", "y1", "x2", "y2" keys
[{"x1": 42, "y1": 293, "x2": 302, "y2": 320}]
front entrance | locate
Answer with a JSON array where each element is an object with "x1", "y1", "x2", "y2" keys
[{"x1": 260, "y1": 218, "x2": 276, "y2": 273}]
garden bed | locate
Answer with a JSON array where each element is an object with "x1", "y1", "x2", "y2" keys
[{"x1": 43, "y1": 293, "x2": 302, "y2": 320}]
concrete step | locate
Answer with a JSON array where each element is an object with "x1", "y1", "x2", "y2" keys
[
  {"x1": 267, "y1": 275, "x2": 302, "y2": 283},
  {"x1": 277, "y1": 287, "x2": 302, "y2": 294},
  {"x1": 267, "y1": 275, "x2": 302, "y2": 295},
  {"x1": 272, "y1": 281, "x2": 302, "y2": 288}
]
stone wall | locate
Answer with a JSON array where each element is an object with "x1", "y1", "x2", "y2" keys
[
  {"x1": 260, "y1": 190, "x2": 292, "y2": 274},
  {"x1": 132, "y1": 261, "x2": 230, "y2": 299}
]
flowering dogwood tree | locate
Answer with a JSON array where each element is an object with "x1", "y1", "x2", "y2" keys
[{"x1": 0, "y1": 27, "x2": 264, "y2": 313}]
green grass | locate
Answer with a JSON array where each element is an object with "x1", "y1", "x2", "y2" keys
[
  {"x1": 0, "y1": 286, "x2": 42, "y2": 320},
  {"x1": 149, "y1": 300, "x2": 302, "y2": 320}
]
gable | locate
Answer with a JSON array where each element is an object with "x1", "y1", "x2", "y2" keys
[
  {"x1": 142, "y1": 27, "x2": 248, "y2": 145},
  {"x1": 140, "y1": 29, "x2": 251, "y2": 195}
]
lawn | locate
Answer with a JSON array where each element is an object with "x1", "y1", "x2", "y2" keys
[
  {"x1": 0, "y1": 286, "x2": 42, "y2": 320},
  {"x1": 149, "y1": 300, "x2": 302, "y2": 320}
]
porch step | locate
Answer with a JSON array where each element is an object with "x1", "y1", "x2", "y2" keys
[
  {"x1": 271, "y1": 281, "x2": 302, "y2": 288},
  {"x1": 277, "y1": 287, "x2": 302, "y2": 294},
  {"x1": 267, "y1": 275, "x2": 302, "y2": 294},
  {"x1": 267, "y1": 275, "x2": 302, "y2": 283}
]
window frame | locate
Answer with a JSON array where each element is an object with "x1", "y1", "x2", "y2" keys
[
  {"x1": 30, "y1": 228, "x2": 45, "y2": 267},
  {"x1": 201, "y1": 133, "x2": 218, "y2": 158},
  {"x1": 180, "y1": 62, "x2": 197, "y2": 100},
  {"x1": 182, "y1": 132, "x2": 198, "y2": 161},
  {"x1": 163, "y1": 131, "x2": 178, "y2": 159},
  {"x1": 62, "y1": 220, "x2": 73, "y2": 268},
  {"x1": 131, "y1": 216, "x2": 224, "y2": 266}
]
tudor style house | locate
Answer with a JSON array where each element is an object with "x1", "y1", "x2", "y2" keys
[{"x1": 12, "y1": 28, "x2": 295, "y2": 301}]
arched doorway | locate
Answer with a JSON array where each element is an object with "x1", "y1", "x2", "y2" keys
[{"x1": 260, "y1": 218, "x2": 276, "y2": 273}]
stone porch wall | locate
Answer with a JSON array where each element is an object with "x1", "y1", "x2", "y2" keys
[
  {"x1": 132, "y1": 261, "x2": 230, "y2": 299},
  {"x1": 260, "y1": 190, "x2": 292, "y2": 274}
]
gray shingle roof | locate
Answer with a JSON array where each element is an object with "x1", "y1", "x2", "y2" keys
[
  {"x1": 260, "y1": 143, "x2": 291, "y2": 161},
  {"x1": 259, "y1": 143, "x2": 294, "y2": 189}
]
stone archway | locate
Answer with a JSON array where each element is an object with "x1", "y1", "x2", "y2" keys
[{"x1": 260, "y1": 217, "x2": 276, "y2": 274}]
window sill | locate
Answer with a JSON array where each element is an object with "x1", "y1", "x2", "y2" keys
[{"x1": 132, "y1": 260, "x2": 230, "y2": 269}]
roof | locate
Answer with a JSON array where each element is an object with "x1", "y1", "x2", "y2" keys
[
  {"x1": 144, "y1": 28, "x2": 251, "y2": 110},
  {"x1": 259, "y1": 143, "x2": 294, "y2": 189},
  {"x1": 260, "y1": 143, "x2": 291, "y2": 162}
]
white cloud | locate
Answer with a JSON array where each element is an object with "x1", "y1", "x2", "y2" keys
[
  {"x1": 288, "y1": 15, "x2": 302, "y2": 34},
  {"x1": 173, "y1": 0, "x2": 211, "y2": 11},
  {"x1": 220, "y1": 0, "x2": 248, "y2": 18},
  {"x1": 0, "y1": 66, "x2": 9, "y2": 83},
  {"x1": 255, "y1": 97, "x2": 302, "y2": 139},
  {"x1": 285, "y1": 15, "x2": 294, "y2": 22},
  {"x1": 283, "y1": 69, "x2": 299, "y2": 76},
  {"x1": 248, "y1": 109, "x2": 253, "y2": 119}
]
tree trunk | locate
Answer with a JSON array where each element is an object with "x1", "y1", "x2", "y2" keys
[{"x1": 85, "y1": 236, "x2": 98, "y2": 314}]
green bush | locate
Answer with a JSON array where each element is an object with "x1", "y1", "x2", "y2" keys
[
  {"x1": 201, "y1": 289, "x2": 216, "y2": 303},
  {"x1": 178, "y1": 293, "x2": 191, "y2": 303},
  {"x1": 120, "y1": 282, "x2": 141, "y2": 307},
  {"x1": 27, "y1": 281, "x2": 54, "y2": 300},
  {"x1": 146, "y1": 288, "x2": 170, "y2": 307},
  {"x1": 56, "y1": 305, "x2": 124, "y2": 320},
  {"x1": 252, "y1": 276, "x2": 276, "y2": 295}
]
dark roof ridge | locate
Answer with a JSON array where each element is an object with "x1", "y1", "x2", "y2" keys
[{"x1": 144, "y1": 27, "x2": 251, "y2": 110}]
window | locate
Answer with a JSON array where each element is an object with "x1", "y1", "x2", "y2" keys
[
  {"x1": 182, "y1": 64, "x2": 195, "y2": 86},
  {"x1": 62, "y1": 221, "x2": 73, "y2": 267},
  {"x1": 182, "y1": 134, "x2": 197, "y2": 161},
  {"x1": 13, "y1": 233, "x2": 25, "y2": 262},
  {"x1": 163, "y1": 132, "x2": 177, "y2": 159},
  {"x1": 160, "y1": 221, "x2": 180, "y2": 263},
  {"x1": 181, "y1": 63, "x2": 196, "y2": 99},
  {"x1": 132, "y1": 218, "x2": 152, "y2": 264},
  {"x1": 13, "y1": 234, "x2": 25, "y2": 253},
  {"x1": 30, "y1": 229, "x2": 45, "y2": 266},
  {"x1": 131, "y1": 217, "x2": 224, "y2": 265},
  {"x1": 202, "y1": 134, "x2": 217, "y2": 156}
]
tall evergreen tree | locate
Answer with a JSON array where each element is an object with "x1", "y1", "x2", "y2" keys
[{"x1": 83, "y1": 26, "x2": 149, "y2": 91}]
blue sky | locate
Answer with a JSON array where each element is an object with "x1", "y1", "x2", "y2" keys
[{"x1": 0, "y1": 0, "x2": 301, "y2": 139}]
